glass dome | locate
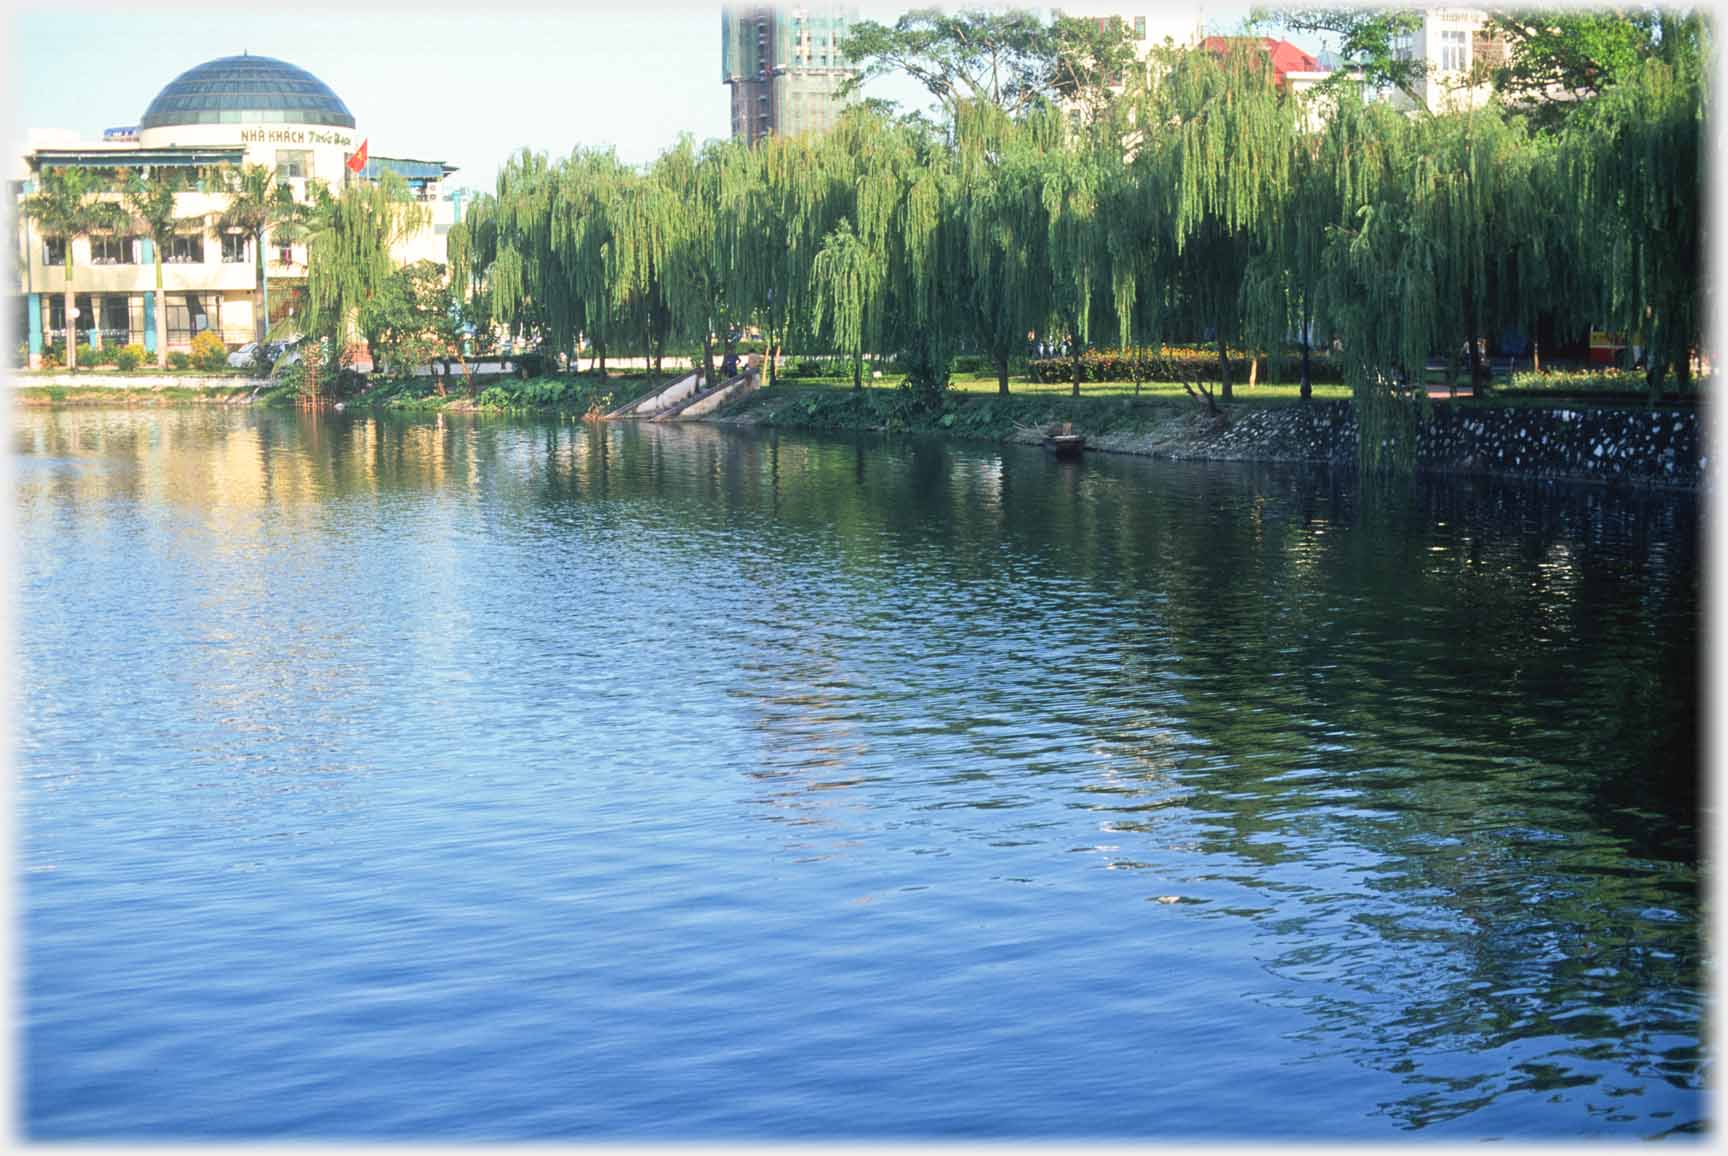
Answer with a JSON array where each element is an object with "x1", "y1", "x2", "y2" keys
[{"x1": 139, "y1": 54, "x2": 355, "y2": 130}]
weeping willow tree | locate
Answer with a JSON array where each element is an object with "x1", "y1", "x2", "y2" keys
[
  {"x1": 811, "y1": 217, "x2": 885, "y2": 390},
  {"x1": 610, "y1": 161, "x2": 676, "y2": 374},
  {"x1": 887, "y1": 121, "x2": 962, "y2": 404},
  {"x1": 1310, "y1": 92, "x2": 1433, "y2": 470},
  {"x1": 1145, "y1": 42, "x2": 1297, "y2": 405},
  {"x1": 1239, "y1": 88, "x2": 1341, "y2": 401},
  {"x1": 302, "y1": 171, "x2": 428, "y2": 380},
  {"x1": 655, "y1": 137, "x2": 751, "y2": 385},
  {"x1": 734, "y1": 133, "x2": 846, "y2": 385},
  {"x1": 1567, "y1": 47, "x2": 1707, "y2": 399},
  {"x1": 1100, "y1": 85, "x2": 1170, "y2": 399},
  {"x1": 551, "y1": 148, "x2": 632, "y2": 373},
  {"x1": 1037, "y1": 107, "x2": 1103, "y2": 399},
  {"x1": 955, "y1": 100, "x2": 1050, "y2": 396}
]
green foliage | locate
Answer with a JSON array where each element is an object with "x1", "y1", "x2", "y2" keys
[
  {"x1": 840, "y1": 7, "x2": 1065, "y2": 118},
  {"x1": 1029, "y1": 346, "x2": 1342, "y2": 384},
  {"x1": 114, "y1": 343, "x2": 147, "y2": 371},
  {"x1": 1503, "y1": 368, "x2": 1663, "y2": 395},
  {"x1": 190, "y1": 331, "x2": 228, "y2": 371},
  {"x1": 1260, "y1": 7, "x2": 1426, "y2": 101},
  {"x1": 1487, "y1": 8, "x2": 1674, "y2": 126},
  {"x1": 447, "y1": 12, "x2": 1705, "y2": 468},
  {"x1": 303, "y1": 172, "x2": 429, "y2": 355},
  {"x1": 168, "y1": 351, "x2": 191, "y2": 370}
]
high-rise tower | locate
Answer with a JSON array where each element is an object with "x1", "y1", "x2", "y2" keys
[{"x1": 722, "y1": 4, "x2": 861, "y2": 144}]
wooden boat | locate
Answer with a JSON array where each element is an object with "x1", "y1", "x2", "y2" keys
[{"x1": 1042, "y1": 422, "x2": 1086, "y2": 458}]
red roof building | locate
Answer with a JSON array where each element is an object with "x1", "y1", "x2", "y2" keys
[{"x1": 1201, "y1": 36, "x2": 1325, "y2": 87}]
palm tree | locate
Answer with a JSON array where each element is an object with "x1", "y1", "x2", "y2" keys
[
  {"x1": 218, "y1": 164, "x2": 299, "y2": 344},
  {"x1": 121, "y1": 167, "x2": 196, "y2": 369},
  {"x1": 22, "y1": 167, "x2": 125, "y2": 372}
]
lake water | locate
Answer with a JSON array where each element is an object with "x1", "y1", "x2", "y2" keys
[{"x1": 14, "y1": 406, "x2": 1705, "y2": 1140}]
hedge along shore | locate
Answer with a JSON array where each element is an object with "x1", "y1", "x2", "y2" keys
[{"x1": 713, "y1": 389, "x2": 1706, "y2": 492}]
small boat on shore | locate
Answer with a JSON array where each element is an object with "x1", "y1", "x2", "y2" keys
[{"x1": 1042, "y1": 422, "x2": 1086, "y2": 458}]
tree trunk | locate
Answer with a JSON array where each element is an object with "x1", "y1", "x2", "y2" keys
[
  {"x1": 1247, "y1": 352, "x2": 1258, "y2": 388},
  {"x1": 1298, "y1": 296, "x2": 1312, "y2": 402},
  {"x1": 1070, "y1": 330, "x2": 1082, "y2": 398},
  {"x1": 1531, "y1": 338, "x2": 1541, "y2": 374},
  {"x1": 63, "y1": 247, "x2": 76, "y2": 373},
  {"x1": 1463, "y1": 285, "x2": 1487, "y2": 394},
  {"x1": 997, "y1": 352, "x2": 1010, "y2": 397},
  {"x1": 768, "y1": 340, "x2": 780, "y2": 386},
  {"x1": 154, "y1": 256, "x2": 168, "y2": 370},
  {"x1": 1216, "y1": 334, "x2": 1232, "y2": 402},
  {"x1": 257, "y1": 229, "x2": 269, "y2": 344},
  {"x1": 853, "y1": 353, "x2": 862, "y2": 391},
  {"x1": 702, "y1": 329, "x2": 715, "y2": 387}
]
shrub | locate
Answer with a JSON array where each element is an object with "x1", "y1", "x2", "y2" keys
[
  {"x1": 114, "y1": 344, "x2": 147, "y2": 371},
  {"x1": 168, "y1": 351, "x2": 191, "y2": 370},
  {"x1": 1504, "y1": 368, "x2": 1646, "y2": 394},
  {"x1": 190, "y1": 330, "x2": 229, "y2": 372},
  {"x1": 41, "y1": 340, "x2": 65, "y2": 368},
  {"x1": 951, "y1": 355, "x2": 986, "y2": 374},
  {"x1": 787, "y1": 358, "x2": 831, "y2": 378},
  {"x1": 477, "y1": 386, "x2": 512, "y2": 408},
  {"x1": 88, "y1": 345, "x2": 120, "y2": 367},
  {"x1": 276, "y1": 363, "x2": 306, "y2": 394},
  {"x1": 1027, "y1": 345, "x2": 1344, "y2": 386}
]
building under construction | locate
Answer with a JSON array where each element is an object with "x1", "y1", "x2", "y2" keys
[{"x1": 722, "y1": 4, "x2": 861, "y2": 144}]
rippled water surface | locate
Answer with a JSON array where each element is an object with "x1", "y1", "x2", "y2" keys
[{"x1": 15, "y1": 407, "x2": 1704, "y2": 1139}]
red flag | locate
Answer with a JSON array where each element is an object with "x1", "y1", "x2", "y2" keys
[{"x1": 346, "y1": 138, "x2": 369, "y2": 174}]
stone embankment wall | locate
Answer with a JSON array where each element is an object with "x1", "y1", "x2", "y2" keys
[
  {"x1": 1188, "y1": 401, "x2": 1703, "y2": 488},
  {"x1": 9, "y1": 373, "x2": 266, "y2": 389}
]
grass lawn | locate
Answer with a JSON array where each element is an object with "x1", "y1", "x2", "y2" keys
[{"x1": 764, "y1": 371, "x2": 1355, "y2": 404}]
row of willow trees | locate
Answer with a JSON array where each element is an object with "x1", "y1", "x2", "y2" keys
[{"x1": 448, "y1": 34, "x2": 1705, "y2": 432}]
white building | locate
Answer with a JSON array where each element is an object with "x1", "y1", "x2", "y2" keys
[
  {"x1": 12, "y1": 53, "x2": 457, "y2": 367},
  {"x1": 1392, "y1": 6, "x2": 1503, "y2": 113}
]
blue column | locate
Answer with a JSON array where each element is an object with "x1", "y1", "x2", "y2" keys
[
  {"x1": 143, "y1": 292, "x2": 157, "y2": 354},
  {"x1": 27, "y1": 293, "x2": 42, "y2": 358}
]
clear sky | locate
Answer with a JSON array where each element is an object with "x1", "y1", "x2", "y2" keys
[{"x1": 9, "y1": 2, "x2": 1271, "y2": 196}]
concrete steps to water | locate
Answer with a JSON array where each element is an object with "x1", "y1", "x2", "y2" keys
[
  {"x1": 602, "y1": 371, "x2": 701, "y2": 420},
  {"x1": 650, "y1": 374, "x2": 756, "y2": 421}
]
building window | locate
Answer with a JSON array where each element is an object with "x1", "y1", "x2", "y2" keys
[
  {"x1": 89, "y1": 235, "x2": 136, "y2": 265},
  {"x1": 1135, "y1": 15, "x2": 1147, "y2": 39},
  {"x1": 166, "y1": 234, "x2": 204, "y2": 263},
  {"x1": 220, "y1": 233, "x2": 249, "y2": 264},
  {"x1": 100, "y1": 294, "x2": 131, "y2": 344},
  {"x1": 166, "y1": 293, "x2": 220, "y2": 344},
  {"x1": 275, "y1": 149, "x2": 312, "y2": 180},
  {"x1": 1440, "y1": 29, "x2": 1468, "y2": 72},
  {"x1": 42, "y1": 237, "x2": 66, "y2": 266},
  {"x1": 278, "y1": 244, "x2": 294, "y2": 266}
]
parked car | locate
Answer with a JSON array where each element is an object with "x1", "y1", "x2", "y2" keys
[{"x1": 227, "y1": 340, "x2": 301, "y2": 371}]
